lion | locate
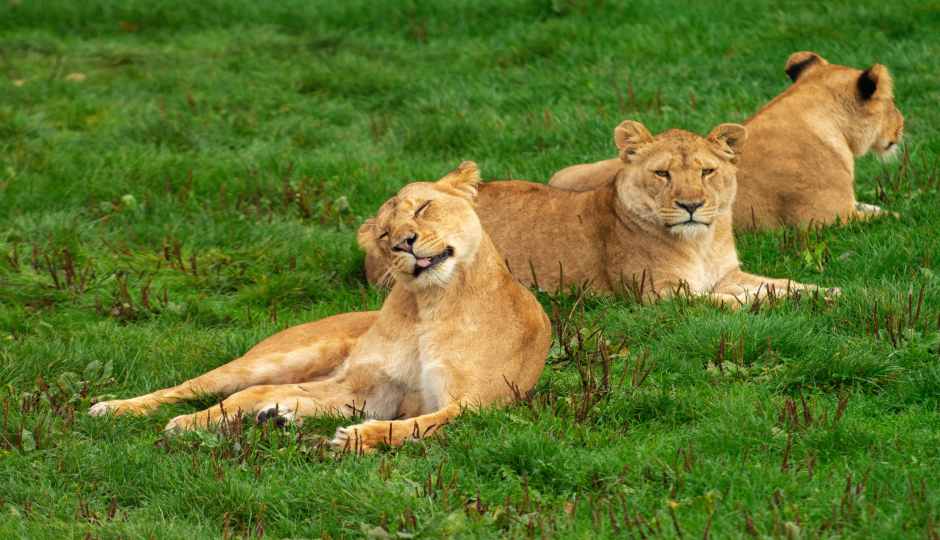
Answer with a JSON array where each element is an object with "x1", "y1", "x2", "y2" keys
[
  {"x1": 549, "y1": 52, "x2": 904, "y2": 229},
  {"x1": 90, "y1": 162, "x2": 551, "y2": 450},
  {"x1": 368, "y1": 122, "x2": 833, "y2": 306}
]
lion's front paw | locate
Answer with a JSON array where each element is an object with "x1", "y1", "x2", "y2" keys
[
  {"x1": 823, "y1": 286, "x2": 842, "y2": 305},
  {"x1": 855, "y1": 201, "x2": 899, "y2": 219},
  {"x1": 855, "y1": 201, "x2": 883, "y2": 213},
  {"x1": 792, "y1": 285, "x2": 841, "y2": 304},
  {"x1": 330, "y1": 421, "x2": 388, "y2": 451}
]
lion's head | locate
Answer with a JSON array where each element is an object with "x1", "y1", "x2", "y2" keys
[
  {"x1": 785, "y1": 51, "x2": 904, "y2": 158},
  {"x1": 358, "y1": 162, "x2": 483, "y2": 290},
  {"x1": 613, "y1": 121, "x2": 747, "y2": 241}
]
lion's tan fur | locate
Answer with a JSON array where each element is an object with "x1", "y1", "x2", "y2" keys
[
  {"x1": 549, "y1": 52, "x2": 904, "y2": 229},
  {"x1": 367, "y1": 123, "x2": 829, "y2": 306},
  {"x1": 91, "y1": 162, "x2": 550, "y2": 450}
]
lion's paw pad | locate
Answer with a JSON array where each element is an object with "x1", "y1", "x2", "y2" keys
[{"x1": 255, "y1": 406, "x2": 294, "y2": 428}]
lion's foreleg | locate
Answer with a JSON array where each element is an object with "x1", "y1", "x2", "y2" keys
[
  {"x1": 712, "y1": 270, "x2": 840, "y2": 305},
  {"x1": 709, "y1": 270, "x2": 800, "y2": 304},
  {"x1": 331, "y1": 401, "x2": 465, "y2": 451},
  {"x1": 852, "y1": 202, "x2": 899, "y2": 221},
  {"x1": 639, "y1": 277, "x2": 751, "y2": 309}
]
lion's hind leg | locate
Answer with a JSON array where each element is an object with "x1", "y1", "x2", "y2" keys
[
  {"x1": 163, "y1": 384, "x2": 318, "y2": 433},
  {"x1": 89, "y1": 341, "x2": 349, "y2": 419},
  {"x1": 164, "y1": 365, "x2": 403, "y2": 434},
  {"x1": 89, "y1": 312, "x2": 376, "y2": 418}
]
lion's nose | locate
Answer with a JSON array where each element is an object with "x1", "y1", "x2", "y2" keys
[
  {"x1": 675, "y1": 201, "x2": 705, "y2": 217},
  {"x1": 393, "y1": 233, "x2": 417, "y2": 253}
]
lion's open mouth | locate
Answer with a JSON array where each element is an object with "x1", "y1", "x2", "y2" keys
[{"x1": 413, "y1": 247, "x2": 454, "y2": 277}]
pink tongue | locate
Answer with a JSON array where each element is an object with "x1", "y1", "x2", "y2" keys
[{"x1": 416, "y1": 258, "x2": 432, "y2": 268}]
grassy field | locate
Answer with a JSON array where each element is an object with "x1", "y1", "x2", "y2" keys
[{"x1": 1, "y1": 0, "x2": 940, "y2": 537}]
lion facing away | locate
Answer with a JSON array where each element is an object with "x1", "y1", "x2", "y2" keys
[
  {"x1": 366, "y1": 122, "x2": 833, "y2": 306},
  {"x1": 91, "y1": 162, "x2": 550, "y2": 450},
  {"x1": 549, "y1": 52, "x2": 904, "y2": 229}
]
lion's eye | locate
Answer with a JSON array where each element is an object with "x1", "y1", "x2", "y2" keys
[
  {"x1": 702, "y1": 169, "x2": 714, "y2": 177},
  {"x1": 414, "y1": 201, "x2": 431, "y2": 217},
  {"x1": 654, "y1": 170, "x2": 670, "y2": 179},
  {"x1": 378, "y1": 232, "x2": 388, "y2": 239}
]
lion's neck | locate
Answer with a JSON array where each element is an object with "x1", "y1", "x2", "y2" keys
[{"x1": 746, "y1": 87, "x2": 856, "y2": 165}]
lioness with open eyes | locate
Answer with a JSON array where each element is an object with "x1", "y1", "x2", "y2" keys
[
  {"x1": 90, "y1": 162, "x2": 550, "y2": 450},
  {"x1": 367, "y1": 122, "x2": 834, "y2": 306},
  {"x1": 549, "y1": 52, "x2": 904, "y2": 229}
]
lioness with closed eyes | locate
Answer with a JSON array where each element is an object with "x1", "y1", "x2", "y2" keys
[{"x1": 92, "y1": 163, "x2": 550, "y2": 451}]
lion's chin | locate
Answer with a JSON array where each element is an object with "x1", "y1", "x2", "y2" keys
[
  {"x1": 873, "y1": 142, "x2": 900, "y2": 160},
  {"x1": 401, "y1": 258, "x2": 458, "y2": 290},
  {"x1": 668, "y1": 222, "x2": 709, "y2": 241}
]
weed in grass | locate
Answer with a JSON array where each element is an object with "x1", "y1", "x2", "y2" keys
[
  {"x1": 774, "y1": 221, "x2": 833, "y2": 274},
  {"x1": 866, "y1": 282, "x2": 940, "y2": 355},
  {"x1": 873, "y1": 144, "x2": 940, "y2": 205}
]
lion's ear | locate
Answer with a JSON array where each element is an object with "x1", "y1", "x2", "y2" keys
[
  {"x1": 707, "y1": 124, "x2": 748, "y2": 163},
  {"x1": 857, "y1": 64, "x2": 893, "y2": 101},
  {"x1": 437, "y1": 161, "x2": 481, "y2": 200},
  {"x1": 614, "y1": 121, "x2": 655, "y2": 163},
  {"x1": 785, "y1": 52, "x2": 829, "y2": 82},
  {"x1": 357, "y1": 219, "x2": 378, "y2": 253}
]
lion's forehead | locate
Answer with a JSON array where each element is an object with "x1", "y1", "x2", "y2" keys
[
  {"x1": 373, "y1": 199, "x2": 397, "y2": 227},
  {"x1": 646, "y1": 144, "x2": 721, "y2": 170},
  {"x1": 374, "y1": 187, "x2": 460, "y2": 231},
  {"x1": 397, "y1": 182, "x2": 443, "y2": 200},
  {"x1": 376, "y1": 191, "x2": 422, "y2": 216},
  {"x1": 890, "y1": 107, "x2": 904, "y2": 129},
  {"x1": 375, "y1": 209, "x2": 410, "y2": 231}
]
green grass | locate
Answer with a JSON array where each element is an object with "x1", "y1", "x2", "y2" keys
[{"x1": 1, "y1": 0, "x2": 940, "y2": 537}]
